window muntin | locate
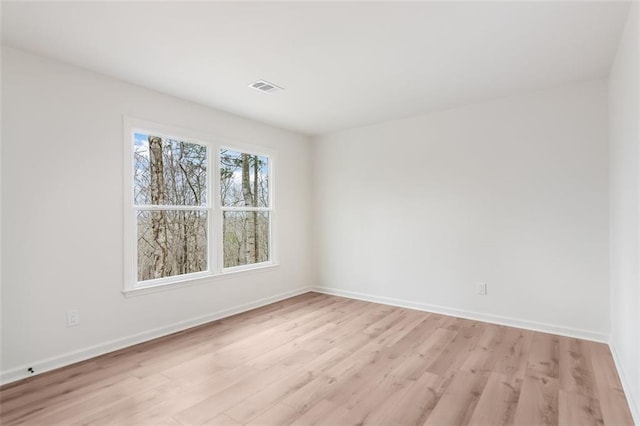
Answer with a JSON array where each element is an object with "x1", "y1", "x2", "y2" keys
[{"x1": 219, "y1": 149, "x2": 272, "y2": 269}]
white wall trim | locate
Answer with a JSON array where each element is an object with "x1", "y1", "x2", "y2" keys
[
  {"x1": 0, "y1": 286, "x2": 312, "y2": 386},
  {"x1": 609, "y1": 341, "x2": 640, "y2": 426},
  {"x1": 312, "y1": 286, "x2": 609, "y2": 343}
]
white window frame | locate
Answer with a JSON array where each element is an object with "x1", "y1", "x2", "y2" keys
[{"x1": 123, "y1": 117, "x2": 277, "y2": 295}]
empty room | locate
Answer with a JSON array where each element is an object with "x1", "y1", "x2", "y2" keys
[{"x1": 1, "y1": 1, "x2": 639, "y2": 425}]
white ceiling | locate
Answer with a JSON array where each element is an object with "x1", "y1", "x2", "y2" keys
[{"x1": 1, "y1": 1, "x2": 630, "y2": 135}]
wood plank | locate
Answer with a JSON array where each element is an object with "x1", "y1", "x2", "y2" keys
[
  {"x1": 203, "y1": 413, "x2": 243, "y2": 425},
  {"x1": 558, "y1": 389, "x2": 605, "y2": 426},
  {"x1": 512, "y1": 374, "x2": 559, "y2": 425},
  {"x1": 424, "y1": 369, "x2": 489, "y2": 425},
  {"x1": 426, "y1": 321, "x2": 485, "y2": 376},
  {"x1": 559, "y1": 336, "x2": 598, "y2": 396},
  {"x1": 526, "y1": 331, "x2": 560, "y2": 379},
  {"x1": 173, "y1": 350, "x2": 314, "y2": 425},
  {"x1": 467, "y1": 372, "x2": 522, "y2": 425},
  {"x1": 224, "y1": 348, "x2": 348, "y2": 423},
  {"x1": 332, "y1": 373, "x2": 414, "y2": 425},
  {"x1": 245, "y1": 402, "x2": 303, "y2": 426},
  {"x1": 360, "y1": 370, "x2": 442, "y2": 425},
  {"x1": 290, "y1": 399, "x2": 349, "y2": 426}
]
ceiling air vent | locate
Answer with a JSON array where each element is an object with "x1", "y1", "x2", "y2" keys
[{"x1": 249, "y1": 80, "x2": 284, "y2": 94}]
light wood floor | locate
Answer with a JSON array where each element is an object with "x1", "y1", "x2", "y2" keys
[{"x1": 0, "y1": 292, "x2": 634, "y2": 425}]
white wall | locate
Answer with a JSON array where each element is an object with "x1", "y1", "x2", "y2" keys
[
  {"x1": 0, "y1": 47, "x2": 313, "y2": 382},
  {"x1": 609, "y1": 2, "x2": 640, "y2": 422},
  {"x1": 312, "y1": 80, "x2": 610, "y2": 341}
]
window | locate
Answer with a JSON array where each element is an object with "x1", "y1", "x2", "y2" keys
[
  {"x1": 133, "y1": 132, "x2": 210, "y2": 283},
  {"x1": 219, "y1": 149, "x2": 271, "y2": 268},
  {"x1": 123, "y1": 118, "x2": 275, "y2": 292}
]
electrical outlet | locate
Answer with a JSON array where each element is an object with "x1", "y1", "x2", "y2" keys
[
  {"x1": 477, "y1": 282, "x2": 487, "y2": 295},
  {"x1": 67, "y1": 309, "x2": 80, "y2": 327}
]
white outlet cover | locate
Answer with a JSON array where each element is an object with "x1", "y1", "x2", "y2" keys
[
  {"x1": 477, "y1": 282, "x2": 487, "y2": 295},
  {"x1": 67, "y1": 309, "x2": 80, "y2": 327}
]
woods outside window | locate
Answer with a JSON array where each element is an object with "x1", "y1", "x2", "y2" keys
[{"x1": 123, "y1": 117, "x2": 276, "y2": 293}]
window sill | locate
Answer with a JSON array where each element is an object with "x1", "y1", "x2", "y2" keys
[{"x1": 121, "y1": 262, "x2": 279, "y2": 297}]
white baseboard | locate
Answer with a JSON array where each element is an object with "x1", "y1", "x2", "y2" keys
[
  {"x1": 609, "y1": 342, "x2": 640, "y2": 425},
  {"x1": 312, "y1": 286, "x2": 609, "y2": 343},
  {"x1": 0, "y1": 286, "x2": 313, "y2": 386}
]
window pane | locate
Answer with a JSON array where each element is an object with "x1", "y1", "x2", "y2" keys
[
  {"x1": 137, "y1": 210, "x2": 208, "y2": 281},
  {"x1": 220, "y1": 149, "x2": 269, "y2": 207},
  {"x1": 134, "y1": 133, "x2": 207, "y2": 206},
  {"x1": 223, "y1": 211, "x2": 269, "y2": 267}
]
